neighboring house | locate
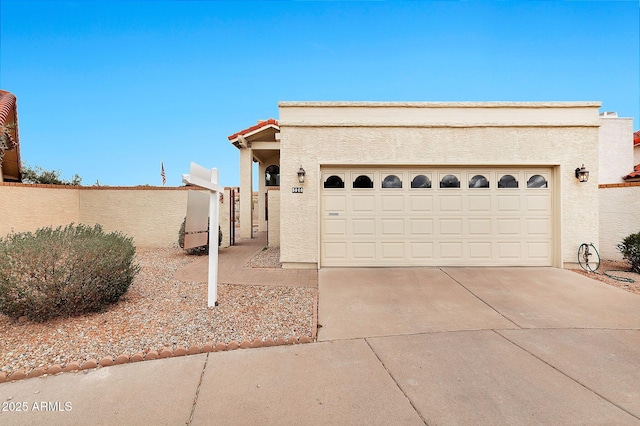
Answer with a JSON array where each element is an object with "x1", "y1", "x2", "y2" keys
[
  {"x1": 596, "y1": 112, "x2": 638, "y2": 260},
  {"x1": 230, "y1": 101, "x2": 604, "y2": 269},
  {"x1": 0, "y1": 90, "x2": 22, "y2": 182},
  {"x1": 634, "y1": 130, "x2": 640, "y2": 165},
  {"x1": 600, "y1": 112, "x2": 640, "y2": 183},
  {"x1": 628, "y1": 130, "x2": 640, "y2": 181},
  {"x1": 598, "y1": 112, "x2": 634, "y2": 184}
]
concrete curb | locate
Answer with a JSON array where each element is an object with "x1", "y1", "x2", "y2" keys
[{"x1": 0, "y1": 336, "x2": 315, "y2": 384}]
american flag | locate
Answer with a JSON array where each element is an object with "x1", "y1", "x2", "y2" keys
[{"x1": 161, "y1": 162, "x2": 166, "y2": 186}]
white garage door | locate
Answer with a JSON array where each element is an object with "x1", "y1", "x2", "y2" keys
[{"x1": 320, "y1": 168, "x2": 553, "y2": 267}]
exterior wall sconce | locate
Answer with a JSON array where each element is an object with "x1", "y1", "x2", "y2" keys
[
  {"x1": 297, "y1": 166, "x2": 306, "y2": 184},
  {"x1": 575, "y1": 164, "x2": 589, "y2": 183}
]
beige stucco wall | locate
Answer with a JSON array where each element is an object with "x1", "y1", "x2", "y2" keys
[
  {"x1": 0, "y1": 184, "x2": 206, "y2": 247},
  {"x1": 79, "y1": 188, "x2": 189, "y2": 247},
  {"x1": 278, "y1": 101, "x2": 601, "y2": 268},
  {"x1": 598, "y1": 117, "x2": 633, "y2": 184},
  {"x1": 598, "y1": 184, "x2": 640, "y2": 261},
  {"x1": 0, "y1": 184, "x2": 81, "y2": 237},
  {"x1": 267, "y1": 188, "x2": 280, "y2": 247}
]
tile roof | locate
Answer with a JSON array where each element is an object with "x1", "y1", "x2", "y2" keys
[
  {"x1": 623, "y1": 164, "x2": 640, "y2": 181},
  {"x1": 0, "y1": 90, "x2": 18, "y2": 149},
  {"x1": 634, "y1": 130, "x2": 640, "y2": 146},
  {"x1": 228, "y1": 118, "x2": 279, "y2": 141},
  {"x1": 0, "y1": 90, "x2": 16, "y2": 122}
]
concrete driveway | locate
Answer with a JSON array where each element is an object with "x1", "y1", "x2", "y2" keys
[
  {"x1": 318, "y1": 267, "x2": 640, "y2": 424},
  {"x1": 318, "y1": 267, "x2": 640, "y2": 340}
]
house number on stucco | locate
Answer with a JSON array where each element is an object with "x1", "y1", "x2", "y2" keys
[{"x1": 292, "y1": 187, "x2": 304, "y2": 193}]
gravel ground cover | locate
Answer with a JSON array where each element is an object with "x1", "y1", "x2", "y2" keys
[
  {"x1": 246, "y1": 246, "x2": 282, "y2": 268},
  {"x1": 570, "y1": 259, "x2": 640, "y2": 295},
  {"x1": 0, "y1": 247, "x2": 315, "y2": 378}
]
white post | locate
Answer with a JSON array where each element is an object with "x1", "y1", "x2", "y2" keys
[
  {"x1": 182, "y1": 163, "x2": 223, "y2": 308},
  {"x1": 208, "y1": 169, "x2": 219, "y2": 307}
]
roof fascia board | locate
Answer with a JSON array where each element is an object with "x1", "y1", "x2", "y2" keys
[{"x1": 279, "y1": 102, "x2": 602, "y2": 128}]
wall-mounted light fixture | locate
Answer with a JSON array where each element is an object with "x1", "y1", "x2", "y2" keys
[
  {"x1": 575, "y1": 164, "x2": 589, "y2": 183},
  {"x1": 297, "y1": 166, "x2": 306, "y2": 184}
]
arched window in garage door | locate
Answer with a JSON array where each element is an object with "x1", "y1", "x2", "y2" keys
[
  {"x1": 353, "y1": 175, "x2": 374, "y2": 188},
  {"x1": 498, "y1": 174, "x2": 519, "y2": 188},
  {"x1": 527, "y1": 174, "x2": 548, "y2": 188},
  {"x1": 440, "y1": 174, "x2": 460, "y2": 188},
  {"x1": 411, "y1": 174, "x2": 432, "y2": 188},
  {"x1": 324, "y1": 175, "x2": 345, "y2": 188},
  {"x1": 469, "y1": 174, "x2": 489, "y2": 188},
  {"x1": 382, "y1": 174, "x2": 402, "y2": 188}
]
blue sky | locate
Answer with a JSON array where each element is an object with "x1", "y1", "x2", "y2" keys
[{"x1": 1, "y1": 0, "x2": 638, "y2": 187}]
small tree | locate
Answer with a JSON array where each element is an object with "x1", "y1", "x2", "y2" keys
[
  {"x1": 21, "y1": 164, "x2": 82, "y2": 186},
  {"x1": 618, "y1": 232, "x2": 640, "y2": 273}
]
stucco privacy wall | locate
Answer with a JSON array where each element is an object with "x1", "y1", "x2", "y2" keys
[
  {"x1": 278, "y1": 101, "x2": 601, "y2": 268},
  {"x1": 78, "y1": 187, "x2": 190, "y2": 247},
  {"x1": 0, "y1": 184, "x2": 202, "y2": 247},
  {"x1": 0, "y1": 184, "x2": 80, "y2": 235},
  {"x1": 598, "y1": 183, "x2": 640, "y2": 261}
]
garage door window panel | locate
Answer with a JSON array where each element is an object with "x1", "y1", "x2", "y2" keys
[
  {"x1": 526, "y1": 174, "x2": 548, "y2": 188},
  {"x1": 498, "y1": 174, "x2": 519, "y2": 188},
  {"x1": 324, "y1": 175, "x2": 345, "y2": 189},
  {"x1": 353, "y1": 174, "x2": 374, "y2": 189},
  {"x1": 382, "y1": 174, "x2": 403, "y2": 188},
  {"x1": 469, "y1": 174, "x2": 490, "y2": 188},
  {"x1": 439, "y1": 174, "x2": 461, "y2": 188},
  {"x1": 410, "y1": 174, "x2": 432, "y2": 189}
]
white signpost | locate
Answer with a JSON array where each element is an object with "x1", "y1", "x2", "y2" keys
[{"x1": 182, "y1": 162, "x2": 222, "y2": 307}]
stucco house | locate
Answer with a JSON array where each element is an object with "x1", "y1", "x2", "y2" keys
[
  {"x1": 229, "y1": 101, "x2": 638, "y2": 269},
  {"x1": 627, "y1": 130, "x2": 640, "y2": 181},
  {"x1": 0, "y1": 90, "x2": 22, "y2": 182}
]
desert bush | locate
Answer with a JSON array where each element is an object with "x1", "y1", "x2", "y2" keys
[
  {"x1": 0, "y1": 224, "x2": 139, "y2": 321},
  {"x1": 618, "y1": 232, "x2": 640, "y2": 273},
  {"x1": 178, "y1": 217, "x2": 222, "y2": 255}
]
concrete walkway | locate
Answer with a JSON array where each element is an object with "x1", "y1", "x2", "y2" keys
[
  {"x1": 2, "y1": 240, "x2": 640, "y2": 425},
  {"x1": 174, "y1": 232, "x2": 317, "y2": 288}
]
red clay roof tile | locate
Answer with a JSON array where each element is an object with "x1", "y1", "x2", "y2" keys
[
  {"x1": 0, "y1": 90, "x2": 16, "y2": 126},
  {"x1": 228, "y1": 118, "x2": 279, "y2": 141},
  {"x1": 623, "y1": 163, "x2": 640, "y2": 181},
  {"x1": 634, "y1": 130, "x2": 640, "y2": 146},
  {"x1": 0, "y1": 90, "x2": 18, "y2": 148}
]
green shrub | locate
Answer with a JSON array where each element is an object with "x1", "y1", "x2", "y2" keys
[
  {"x1": 0, "y1": 224, "x2": 139, "y2": 321},
  {"x1": 178, "y1": 217, "x2": 222, "y2": 255},
  {"x1": 618, "y1": 232, "x2": 640, "y2": 273}
]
